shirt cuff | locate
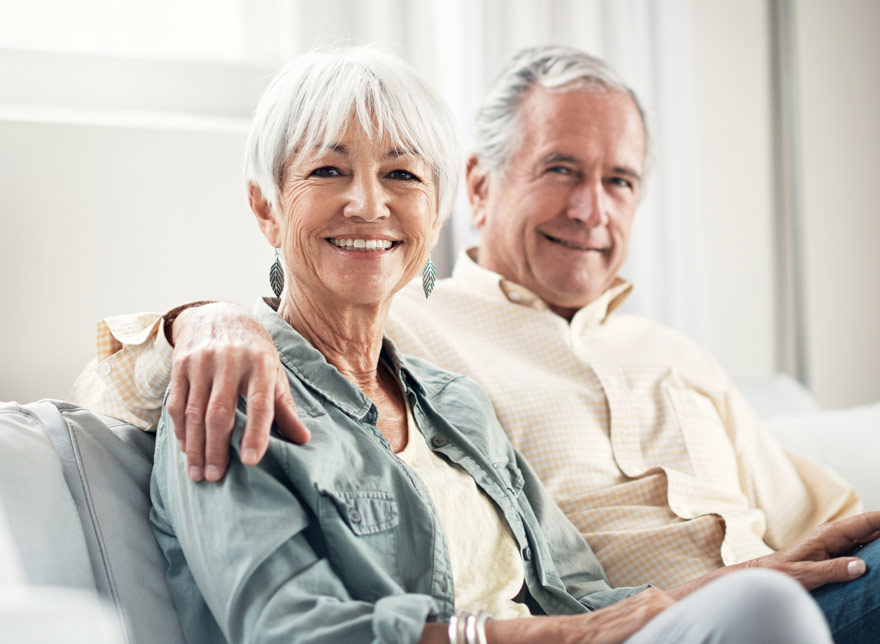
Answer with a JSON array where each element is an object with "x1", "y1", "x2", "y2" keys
[{"x1": 71, "y1": 312, "x2": 171, "y2": 431}]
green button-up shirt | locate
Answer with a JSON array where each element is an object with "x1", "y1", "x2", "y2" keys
[{"x1": 150, "y1": 299, "x2": 645, "y2": 643}]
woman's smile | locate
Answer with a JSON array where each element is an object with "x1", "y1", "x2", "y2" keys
[{"x1": 326, "y1": 236, "x2": 399, "y2": 251}]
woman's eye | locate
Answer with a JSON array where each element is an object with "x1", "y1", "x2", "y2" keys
[
  {"x1": 387, "y1": 169, "x2": 419, "y2": 181},
  {"x1": 311, "y1": 166, "x2": 342, "y2": 177}
]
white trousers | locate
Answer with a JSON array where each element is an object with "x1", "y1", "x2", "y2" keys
[{"x1": 626, "y1": 569, "x2": 832, "y2": 644}]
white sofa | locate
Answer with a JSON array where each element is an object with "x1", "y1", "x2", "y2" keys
[
  {"x1": 0, "y1": 401, "x2": 185, "y2": 644},
  {"x1": 0, "y1": 378, "x2": 877, "y2": 642}
]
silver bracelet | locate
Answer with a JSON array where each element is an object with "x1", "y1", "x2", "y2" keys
[
  {"x1": 465, "y1": 613, "x2": 477, "y2": 643},
  {"x1": 448, "y1": 613, "x2": 459, "y2": 644},
  {"x1": 448, "y1": 612, "x2": 468, "y2": 644},
  {"x1": 474, "y1": 611, "x2": 493, "y2": 644},
  {"x1": 447, "y1": 611, "x2": 495, "y2": 644}
]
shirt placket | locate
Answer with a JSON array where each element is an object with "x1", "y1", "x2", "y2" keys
[{"x1": 592, "y1": 363, "x2": 645, "y2": 478}]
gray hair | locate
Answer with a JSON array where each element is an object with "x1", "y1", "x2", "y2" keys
[
  {"x1": 472, "y1": 45, "x2": 649, "y2": 174},
  {"x1": 246, "y1": 47, "x2": 460, "y2": 223}
]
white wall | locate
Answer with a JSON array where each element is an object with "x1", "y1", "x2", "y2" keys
[
  {"x1": 0, "y1": 116, "x2": 264, "y2": 401},
  {"x1": 0, "y1": 51, "x2": 274, "y2": 402},
  {"x1": 796, "y1": 0, "x2": 880, "y2": 407},
  {"x1": 690, "y1": 0, "x2": 778, "y2": 380},
  {"x1": 689, "y1": 0, "x2": 880, "y2": 407}
]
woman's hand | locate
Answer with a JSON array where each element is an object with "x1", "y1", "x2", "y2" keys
[
  {"x1": 458, "y1": 589, "x2": 674, "y2": 644},
  {"x1": 165, "y1": 302, "x2": 310, "y2": 482}
]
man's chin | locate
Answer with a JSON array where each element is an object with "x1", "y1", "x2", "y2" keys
[
  {"x1": 537, "y1": 285, "x2": 607, "y2": 316},
  {"x1": 536, "y1": 271, "x2": 609, "y2": 306}
]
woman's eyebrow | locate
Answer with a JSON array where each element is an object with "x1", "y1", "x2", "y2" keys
[{"x1": 386, "y1": 147, "x2": 420, "y2": 159}]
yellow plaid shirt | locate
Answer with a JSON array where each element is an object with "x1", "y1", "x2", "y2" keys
[{"x1": 70, "y1": 249, "x2": 861, "y2": 589}]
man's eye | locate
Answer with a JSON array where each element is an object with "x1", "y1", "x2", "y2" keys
[
  {"x1": 387, "y1": 169, "x2": 420, "y2": 181},
  {"x1": 311, "y1": 166, "x2": 342, "y2": 177},
  {"x1": 609, "y1": 177, "x2": 634, "y2": 190},
  {"x1": 546, "y1": 166, "x2": 573, "y2": 175}
]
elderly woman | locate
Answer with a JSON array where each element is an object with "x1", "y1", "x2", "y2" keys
[{"x1": 149, "y1": 48, "x2": 832, "y2": 644}]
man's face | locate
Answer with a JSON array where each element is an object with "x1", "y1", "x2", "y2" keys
[{"x1": 470, "y1": 86, "x2": 646, "y2": 319}]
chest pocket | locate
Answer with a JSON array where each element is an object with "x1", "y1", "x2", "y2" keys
[
  {"x1": 315, "y1": 488, "x2": 401, "y2": 598},
  {"x1": 319, "y1": 489, "x2": 399, "y2": 535}
]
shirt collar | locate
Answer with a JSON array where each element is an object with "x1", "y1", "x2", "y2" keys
[
  {"x1": 254, "y1": 298, "x2": 425, "y2": 417},
  {"x1": 450, "y1": 247, "x2": 633, "y2": 326}
]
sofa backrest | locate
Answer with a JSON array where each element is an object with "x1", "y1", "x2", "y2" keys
[{"x1": 0, "y1": 400, "x2": 185, "y2": 644}]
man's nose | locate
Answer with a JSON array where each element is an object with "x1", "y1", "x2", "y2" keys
[
  {"x1": 343, "y1": 174, "x2": 390, "y2": 221},
  {"x1": 567, "y1": 183, "x2": 608, "y2": 226}
]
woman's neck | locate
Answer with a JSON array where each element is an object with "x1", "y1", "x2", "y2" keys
[{"x1": 278, "y1": 287, "x2": 390, "y2": 386}]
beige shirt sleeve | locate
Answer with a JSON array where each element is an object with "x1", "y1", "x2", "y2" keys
[
  {"x1": 70, "y1": 313, "x2": 173, "y2": 431},
  {"x1": 717, "y1": 380, "x2": 862, "y2": 549}
]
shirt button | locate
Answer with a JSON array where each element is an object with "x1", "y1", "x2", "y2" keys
[
  {"x1": 523, "y1": 547, "x2": 533, "y2": 561},
  {"x1": 100, "y1": 362, "x2": 112, "y2": 375},
  {"x1": 348, "y1": 509, "x2": 362, "y2": 524},
  {"x1": 439, "y1": 578, "x2": 448, "y2": 593},
  {"x1": 431, "y1": 436, "x2": 447, "y2": 448}
]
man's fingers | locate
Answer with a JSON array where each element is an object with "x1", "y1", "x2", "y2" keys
[
  {"x1": 275, "y1": 374, "x2": 311, "y2": 445},
  {"x1": 796, "y1": 557, "x2": 867, "y2": 590},
  {"x1": 183, "y1": 369, "x2": 212, "y2": 482},
  {"x1": 203, "y1": 364, "x2": 239, "y2": 481},
  {"x1": 166, "y1": 368, "x2": 190, "y2": 451},
  {"x1": 815, "y1": 512, "x2": 880, "y2": 555},
  {"x1": 240, "y1": 357, "x2": 276, "y2": 466}
]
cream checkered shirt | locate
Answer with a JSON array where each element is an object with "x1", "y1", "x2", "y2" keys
[{"x1": 70, "y1": 249, "x2": 861, "y2": 589}]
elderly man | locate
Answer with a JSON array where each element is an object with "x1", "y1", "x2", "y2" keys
[{"x1": 73, "y1": 46, "x2": 879, "y2": 640}]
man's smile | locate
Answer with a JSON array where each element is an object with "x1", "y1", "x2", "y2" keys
[{"x1": 540, "y1": 232, "x2": 609, "y2": 253}]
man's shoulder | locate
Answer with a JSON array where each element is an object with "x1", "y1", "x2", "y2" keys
[
  {"x1": 601, "y1": 312, "x2": 726, "y2": 376},
  {"x1": 392, "y1": 276, "x2": 482, "y2": 314}
]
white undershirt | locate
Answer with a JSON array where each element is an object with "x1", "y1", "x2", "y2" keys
[{"x1": 396, "y1": 401, "x2": 530, "y2": 619}]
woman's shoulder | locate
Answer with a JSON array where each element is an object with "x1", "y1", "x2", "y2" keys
[{"x1": 397, "y1": 352, "x2": 488, "y2": 407}]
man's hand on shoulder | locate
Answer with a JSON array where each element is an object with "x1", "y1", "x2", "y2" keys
[{"x1": 165, "y1": 302, "x2": 310, "y2": 482}]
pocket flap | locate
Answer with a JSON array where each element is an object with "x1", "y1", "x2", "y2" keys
[{"x1": 319, "y1": 489, "x2": 398, "y2": 535}]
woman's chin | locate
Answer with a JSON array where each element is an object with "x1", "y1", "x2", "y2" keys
[{"x1": 319, "y1": 280, "x2": 399, "y2": 310}]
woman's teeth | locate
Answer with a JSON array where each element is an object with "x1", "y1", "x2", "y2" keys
[{"x1": 329, "y1": 238, "x2": 394, "y2": 251}]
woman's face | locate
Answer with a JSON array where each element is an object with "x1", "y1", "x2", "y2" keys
[{"x1": 273, "y1": 120, "x2": 440, "y2": 309}]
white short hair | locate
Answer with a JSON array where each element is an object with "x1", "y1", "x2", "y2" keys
[
  {"x1": 245, "y1": 47, "x2": 460, "y2": 223},
  {"x1": 472, "y1": 45, "x2": 649, "y2": 175}
]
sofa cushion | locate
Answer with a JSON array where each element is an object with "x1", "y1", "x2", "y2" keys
[
  {"x1": 0, "y1": 400, "x2": 185, "y2": 644},
  {"x1": 0, "y1": 402, "x2": 94, "y2": 589},
  {"x1": 766, "y1": 401, "x2": 880, "y2": 511}
]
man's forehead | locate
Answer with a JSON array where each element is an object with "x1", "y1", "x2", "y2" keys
[{"x1": 515, "y1": 87, "x2": 646, "y2": 166}]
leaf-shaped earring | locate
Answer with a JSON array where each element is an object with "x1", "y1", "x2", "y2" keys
[
  {"x1": 269, "y1": 249, "x2": 284, "y2": 297},
  {"x1": 422, "y1": 255, "x2": 435, "y2": 299}
]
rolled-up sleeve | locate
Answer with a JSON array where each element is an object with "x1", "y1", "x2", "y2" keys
[
  {"x1": 70, "y1": 312, "x2": 172, "y2": 430},
  {"x1": 149, "y1": 404, "x2": 435, "y2": 644}
]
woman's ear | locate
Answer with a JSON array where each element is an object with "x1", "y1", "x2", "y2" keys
[{"x1": 249, "y1": 182, "x2": 280, "y2": 246}]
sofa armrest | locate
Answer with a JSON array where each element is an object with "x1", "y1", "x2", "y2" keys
[{"x1": 765, "y1": 403, "x2": 880, "y2": 511}]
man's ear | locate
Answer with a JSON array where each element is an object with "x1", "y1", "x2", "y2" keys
[
  {"x1": 249, "y1": 182, "x2": 280, "y2": 246},
  {"x1": 466, "y1": 155, "x2": 491, "y2": 229}
]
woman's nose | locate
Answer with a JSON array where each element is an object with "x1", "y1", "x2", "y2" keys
[{"x1": 343, "y1": 174, "x2": 390, "y2": 221}]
